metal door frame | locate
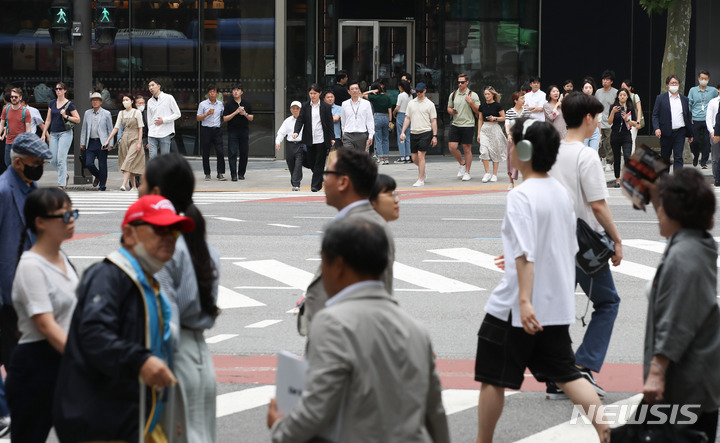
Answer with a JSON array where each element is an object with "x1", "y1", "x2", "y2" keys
[{"x1": 338, "y1": 20, "x2": 414, "y2": 83}]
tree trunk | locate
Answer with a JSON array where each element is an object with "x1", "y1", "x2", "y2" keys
[{"x1": 661, "y1": 0, "x2": 692, "y2": 92}]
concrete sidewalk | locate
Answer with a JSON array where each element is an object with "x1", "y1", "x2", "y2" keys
[{"x1": 40, "y1": 154, "x2": 713, "y2": 193}]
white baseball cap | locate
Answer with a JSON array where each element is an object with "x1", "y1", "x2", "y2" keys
[{"x1": 290, "y1": 101, "x2": 302, "y2": 108}]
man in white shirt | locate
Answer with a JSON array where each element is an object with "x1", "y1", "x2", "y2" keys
[
  {"x1": 595, "y1": 70, "x2": 618, "y2": 170},
  {"x1": 524, "y1": 76, "x2": 547, "y2": 122},
  {"x1": 19, "y1": 99, "x2": 44, "y2": 136},
  {"x1": 196, "y1": 84, "x2": 226, "y2": 181},
  {"x1": 340, "y1": 82, "x2": 374, "y2": 151},
  {"x1": 547, "y1": 91, "x2": 623, "y2": 401},
  {"x1": 275, "y1": 101, "x2": 304, "y2": 191},
  {"x1": 707, "y1": 93, "x2": 720, "y2": 186},
  {"x1": 651, "y1": 75, "x2": 693, "y2": 172},
  {"x1": 399, "y1": 83, "x2": 437, "y2": 187},
  {"x1": 147, "y1": 78, "x2": 181, "y2": 159}
]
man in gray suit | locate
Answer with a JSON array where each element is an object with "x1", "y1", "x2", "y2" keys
[
  {"x1": 298, "y1": 148, "x2": 395, "y2": 335},
  {"x1": 268, "y1": 219, "x2": 449, "y2": 442},
  {"x1": 80, "y1": 92, "x2": 114, "y2": 190}
]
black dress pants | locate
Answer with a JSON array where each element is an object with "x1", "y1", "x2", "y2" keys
[{"x1": 306, "y1": 143, "x2": 328, "y2": 191}]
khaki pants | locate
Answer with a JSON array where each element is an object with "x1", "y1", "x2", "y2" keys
[{"x1": 599, "y1": 127, "x2": 613, "y2": 163}]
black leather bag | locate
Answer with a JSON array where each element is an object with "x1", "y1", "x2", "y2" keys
[{"x1": 576, "y1": 218, "x2": 615, "y2": 276}]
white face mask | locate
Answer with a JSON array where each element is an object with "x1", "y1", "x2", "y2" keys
[
  {"x1": 133, "y1": 242, "x2": 167, "y2": 275},
  {"x1": 668, "y1": 85, "x2": 679, "y2": 94},
  {"x1": 699, "y1": 79, "x2": 709, "y2": 87},
  {"x1": 137, "y1": 105, "x2": 145, "y2": 113},
  {"x1": 122, "y1": 100, "x2": 132, "y2": 109}
]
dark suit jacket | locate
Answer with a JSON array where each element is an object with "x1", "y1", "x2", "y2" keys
[
  {"x1": 293, "y1": 100, "x2": 335, "y2": 148},
  {"x1": 715, "y1": 107, "x2": 720, "y2": 136},
  {"x1": 651, "y1": 92, "x2": 693, "y2": 138}
]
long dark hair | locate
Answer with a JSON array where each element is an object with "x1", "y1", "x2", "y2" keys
[
  {"x1": 144, "y1": 153, "x2": 220, "y2": 319},
  {"x1": 612, "y1": 87, "x2": 634, "y2": 112},
  {"x1": 17, "y1": 188, "x2": 71, "y2": 267}
]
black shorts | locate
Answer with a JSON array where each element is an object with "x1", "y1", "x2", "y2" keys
[
  {"x1": 410, "y1": 131, "x2": 433, "y2": 153},
  {"x1": 474, "y1": 313, "x2": 581, "y2": 390},
  {"x1": 449, "y1": 125, "x2": 475, "y2": 145}
]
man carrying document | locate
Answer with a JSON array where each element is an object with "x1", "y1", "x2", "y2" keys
[{"x1": 267, "y1": 219, "x2": 450, "y2": 443}]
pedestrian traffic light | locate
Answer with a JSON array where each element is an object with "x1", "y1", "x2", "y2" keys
[
  {"x1": 94, "y1": 2, "x2": 117, "y2": 46},
  {"x1": 49, "y1": 4, "x2": 72, "y2": 46}
]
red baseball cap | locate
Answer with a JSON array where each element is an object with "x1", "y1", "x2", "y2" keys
[{"x1": 122, "y1": 195, "x2": 195, "y2": 233}]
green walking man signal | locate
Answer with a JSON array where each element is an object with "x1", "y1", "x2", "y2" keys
[
  {"x1": 56, "y1": 8, "x2": 68, "y2": 24},
  {"x1": 100, "y1": 8, "x2": 110, "y2": 22}
]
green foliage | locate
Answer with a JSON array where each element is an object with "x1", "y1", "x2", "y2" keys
[{"x1": 640, "y1": 0, "x2": 675, "y2": 14}]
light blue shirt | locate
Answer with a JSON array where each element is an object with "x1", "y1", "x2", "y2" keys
[
  {"x1": 325, "y1": 280, "x2": 384, "y2": 307},
  {"x1": 197, "y1": 99, "x2": 224, "y2": 128},
  {"x1": 688, "y1": 86, "x2": 719, "y2": 121},
  {"x1": 331, "y1": 104, "x2": 342, "y2": 138}
]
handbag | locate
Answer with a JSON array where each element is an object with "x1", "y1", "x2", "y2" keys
[
  {"x1": 574, "y1": 151, "x2": 614, "y2": 276},
  {"x1": 62, "y1": 101, "x2": 76, "y2": 131}
]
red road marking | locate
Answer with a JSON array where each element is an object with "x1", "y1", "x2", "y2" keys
[
  {"x1": 64, "y1": 233, "x2": 107, "y2": 242},
  {"x1": 212, "y1": 355, "x2": 644, "y2": 392}
]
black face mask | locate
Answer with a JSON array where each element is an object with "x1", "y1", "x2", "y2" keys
[{"x1": 23, "y1": 163, "x2": 43, "y2": 181}]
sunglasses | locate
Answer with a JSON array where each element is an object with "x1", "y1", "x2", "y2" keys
[
  {"x1": 458, "y1": 81, "x2": 467, "y2": 84},
  {"x1": 131, "y1": 222, "x2": 180, "y2": 238},
  {"x1": 323, "y1": 170, "x2": 345, "y2": 179},
  {"x1": 10, "y1": 96, "x2": 19, "y2": 99},
  {"x1": 55, "y1": 87, "x2": 65, "y2": 90},
  {"x1": 43, "y1": 209, "x2": 79, "y2": 223},
  {"x1": 485, "y1": 86, "x2": 494, "y2": 91}
]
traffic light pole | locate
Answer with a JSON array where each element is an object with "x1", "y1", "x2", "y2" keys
[{"x1": 72, "y1": 0, "x2": 92, "y2": 184}]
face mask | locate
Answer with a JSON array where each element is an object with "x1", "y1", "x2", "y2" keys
[
  {"x1": 133, "y1": 242, "x2": 167, "y2": 275},
  {"x1": 668, "y1": 85, "x2": 679, "y2": 94},
  {"x1": 23, "y1": 163, "x2": 43, "y2": 181},
  {"x1": 699, "y1": 79, "x2": 709, "y2": 87},
  {"x1": 137, "y1": 105, "x2": 145, "y2": 113},
  {"x1": 123, "y1": 100, "x2": 132, "y2": 109}
]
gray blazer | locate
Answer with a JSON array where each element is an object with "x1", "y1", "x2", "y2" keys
[
  {"x1": 271, "y1": 282, "x2": 449, "y2": 443},
  {"x1": 302, "y1": 201, "x2": 395, "y2": 332},
  {"x1": 79, "y1": 108, "x2": 113, "y2": 148}
]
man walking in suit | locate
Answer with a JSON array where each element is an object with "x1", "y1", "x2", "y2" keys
[
  {"x1": 267, "y1": 219, "x2": 449, "y2": 443},
  {"x1": 298, "y1": 148, "x2": 395, "y2": 335},
  {"x1": 652, "y1": 75, "x2": 694, "y2": 171},
  {"x1": 79, "y1": 92, "x2": 114, "y2": 191},
  {"x1": 292, "y1": 84, "x2": 335, "y2": 192}
]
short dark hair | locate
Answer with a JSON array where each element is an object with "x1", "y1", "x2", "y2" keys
[
  {"x1": 562, "y1": 91, "x2": 604, "y2": 128},
  {"x1": 581, "y1": 79, "x2": 597, "y2": 94},
  {"x1": 207, "y1": 84, "x2": 217, "y2": 92},
  {"x1": 134, "y1": 95, "x2": 146, "y2": 102},
  {"x1": 232, "y1": 84, "x2": 244, "y2": 91},
  {"x1": 699, "y1": 70, "x2": 710, "y2": 77},
  {"x1": 510, "y1": 119, "x2": 560, "y2": 173},
  {"x1": 520, "y1": 83, "x2": 531, "y2": 92},
  {"x1": 601, "y1": 70, "x2": 615, "y2": 81},
  {"x1": 148, "y1": 78, "x2": 162, "y2": 87},
  {"x1": 308, "y1": 83, "x2": 323, "y2": 93},
  {"x1": 511, "y1": 91, "x2": 525, "y2": 102},
  {"x1": 369, "y1": 174, "x2": 397, "y2": 202},
  {"x1": 402, "y1": 72, "x2": 412, "y2": 82},
  {"x1": 321, "y1": 91, "x2": 334, "y2": 100},
  {"x1": 336, "y1": 70, "x2": 348, "y2": 82},
  {"x1": 528, "y1": 76, "x2": 541, "y2": 84},
  {"x1": 546, "y1": 85, "x2": 560, "y2": 101},
  {"x1": 658, "y1": 168, "x2": 715, "y2": 231},
  {"x1": 322, "y1": 219, "x2": 388, "y2": 278},
  {"x1": 458, "y1": 73, "x2": 469, "y2": 82},
  {"x1": 665, "y1": 75, "x2": 679, "y2": 85},
  {"x1": 562, "y1": 79, "x2": 574, "y2": 89},
  {"x1": 334, "y1": 148, "x2": 378, "y2": 198}
]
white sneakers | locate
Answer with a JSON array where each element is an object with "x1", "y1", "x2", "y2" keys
[
  {"x1": 490, "y1": 175, "x2": 498, "y2": 182},
  {"x1": 462, "y1": 173, "x2": 471, "y2": 181},
  {"x1": 481, "y1": 173, "x2": 492, "y2": 183},
  {"x1": 457, "y1": 164, "x2": 466, "y2": 178},
  {"x1": 412, "y1": 180, "x2": 425, "y2": 187}
]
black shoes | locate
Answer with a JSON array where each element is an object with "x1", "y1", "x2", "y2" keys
[{"x1": 93, "y1": 177, "x2": 99, "y2": 187}]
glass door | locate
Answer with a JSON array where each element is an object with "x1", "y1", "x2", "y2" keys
[{"x1": 338, "y1": 20, "x2": 413, "y2": 91}]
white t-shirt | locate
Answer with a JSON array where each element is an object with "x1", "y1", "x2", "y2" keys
[
  {"x1": 396, "y1": 92, "x2": 411, "y2": 114},
  {"x1": 525, "y1": 90, "x2": 547, "y2": 121},
  {"x1": 485, "y1": 177, "x2": 577, "y2": 327},
  {"x1": 405, "y1": 97, "x2": 437, "y2": 134},
  {"x1": 548, "y1": 141, "x2": 609, "y2": 232},
  {"x1": 12, "y1": 251, "x2": 78, "y2": 344}
]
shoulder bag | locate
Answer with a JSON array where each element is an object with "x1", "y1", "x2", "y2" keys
[{"x1": 62, "y1": 101, "x2": 76, "y2": 131}]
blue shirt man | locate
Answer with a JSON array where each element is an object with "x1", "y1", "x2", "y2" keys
[
  {"x1": 688, "y1": 71, "x2": 719, "y2": 168},
  {"x1": 323, "y1": 91, "x2": 342, "y2": 142}
]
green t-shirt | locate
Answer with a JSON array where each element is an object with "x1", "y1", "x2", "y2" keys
[
  {"x1": 368, "y1": 93, "x2": 393, "y2": 114},
  {"x1": 447, "y1": 89, "x2": 480, "y2": 127}
]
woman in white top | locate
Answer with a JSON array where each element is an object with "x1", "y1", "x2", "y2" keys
[
  {"x1": 474, "y1": 120, "x2": 609, "y2": 443},
  {"x1": 105, "y1": 95, "x2": 145, "y2": 191},
  {"x1": 6, "y1": 188, "x2": 79, "y2": 443},
  {"x1": 621, "y1": 79, "x2": 643, "y2": 150},
  {"x1": 393, "y1": 80, "x2": 412, "y2": 163}
]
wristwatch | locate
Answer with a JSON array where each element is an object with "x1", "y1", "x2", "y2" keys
[{"x1": 432, "y1": 134, "x2": 437, "y2": 137}]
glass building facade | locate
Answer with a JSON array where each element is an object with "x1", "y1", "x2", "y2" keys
[{"x1": 1, "y1": 0, "x2": 539, "y2": 157}]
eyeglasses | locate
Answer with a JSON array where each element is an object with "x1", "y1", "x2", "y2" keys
[
  {"x1": 387, "y1": 191, "x2": 400, "y2": 201},
  {"x1": 323, "y1": 170, "x2": 345, "y2": 179},
  {"x1": 131, "y1": 222, "x2": 180, "y2": 238},
  {"x1": 42, "y1": 209, "x2": 79, "y2": 224}
]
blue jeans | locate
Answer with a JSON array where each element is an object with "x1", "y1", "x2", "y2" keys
[
  {"x1": 3, "y1": 144, "x2": 10, "y2": 167},
  {"x1": 48, "y1": 130, "x2": 73, "y2": 187},
  {"x1": 373, "y1": 113, "x2": 389, "y2": 157},
  {"x1": 396, "y1": 112, "x2": 411, "y2": 157},
  {"x1": 574, "y1": 265, "x2": 620, "y2": 373},
  {"x1": 0, "y1": 376, "x2": 8, "y2": 417},
  {"x1": 660, "y1": 129, "x2": 687, "y2": 172},
  {"x1": 85, "y1": 139, "x2": 108, "y2": 190},
  {"x1": 148, "y1": 135, "x2": 172, "y2": 160},
  {"x1": 583, "y1": 126, "x2": 600, "y2": 151}
]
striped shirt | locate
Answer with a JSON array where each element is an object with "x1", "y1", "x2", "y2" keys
[{"x1": 505, "y1": 107, "x2": 533, "y2": 129}]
